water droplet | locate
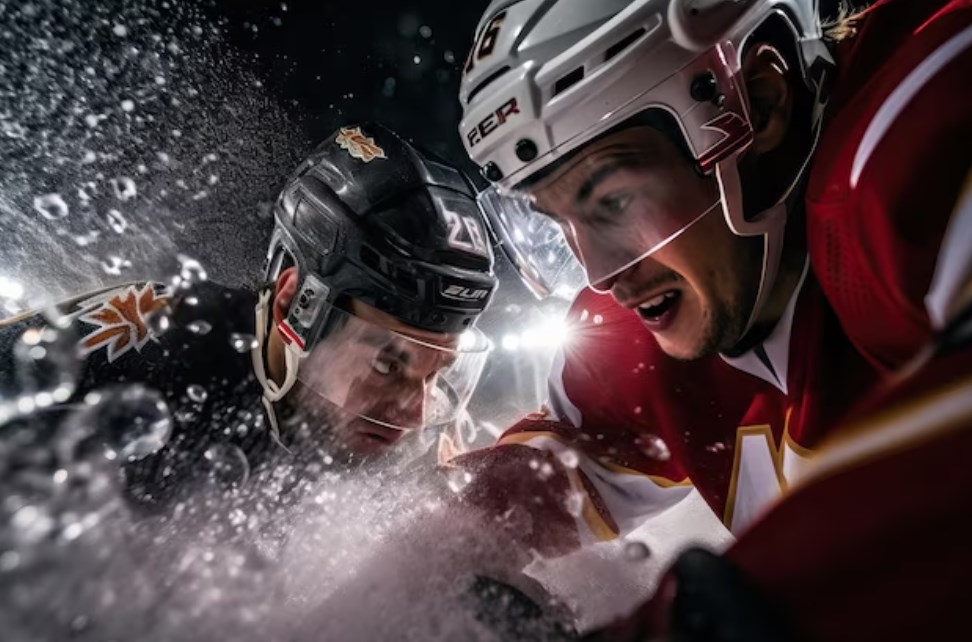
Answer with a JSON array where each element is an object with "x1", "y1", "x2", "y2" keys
[
  {"x1": 537, "y1": 462, "x2": 554, "y2": 480},
  {"x1": 0, "y1": 550, "x2": 20, "y2": 572},
  {"x1": 62, "y1": 521, "x2": 84, "y2": 542},
  {"x1": 72, "y1": 230, "x2": 100, "y2": 247},
  {"x1": 106, "y1": 209, "x2": 128, "y2": 234},
  {"x1": 419, "y1": 25, "x2": 432, "y2": 38},
  {"x1": 90, "y1": 385, "x2": 173, "y2": 462},
  {"x1": 557, "y1": 449, "x2": 579, "y2": 469},
  {"x1": 623, "y1": 540, "x2": 652, "y2": 561},
  {"x1": 120, "y1": 99, "x2": 135, "y2": 112},
  {"x1": 187, "y1": 384, "x2": 207, "y2": 404},
  {"x1": 11, "y1": 505, "x2": 55, "y2": 544},
  {"x1": 413, "y1": 55, "x2": 421, "y2": 64},
  {"x1": 203, "y1": 443, "x2": 250, "y2": 487},
  {"x1": 706, "y1": 442, "x2": 727, "y2": 453},
  {"x1": 10, "y1": 325, "x2": 79, "y2": 404},
  {"x1": 593, "y1": 314, "x2": 604, "y2": 325},
  {"x1": 229, "y1": 333, "x2": 258, "y2": 353},
  {"x1": 112, "y1": 23, "x2": 127, "y2": 37},
  {"x1": 635, "y1": 434, "x2": 670, "y2": 461},
  {"x1": 69, "y1": 614, "x2": 89, "y2": 632},
  {"x1": 146, "y1": 306, "x2": 172, "y2": 336},
  {"x1": 32, "y1": 193, "x2": 69, "y2": 220},
  {"x1": 187, "y1": 320, "x2": 212, "y2": 335},
  {"x1": 100, "y1": 256, "x2": 132, "y2": 276},
  {"x1": 564, "y1": 492, "x2": 584, "y2": 517},
  {"x1": 109, "y1": 176, "x2": 137, "y2": 202},
  {"x1": 172, "y1": 254, "x2": 207, "y2": 290}
]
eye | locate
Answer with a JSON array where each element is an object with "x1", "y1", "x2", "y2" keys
[
  {"x1": 372, "y1": 357, "x2": 399, "y2": 375},
  {"x1": 598, "y1": 193, "x2": 631, "y2": 215}
]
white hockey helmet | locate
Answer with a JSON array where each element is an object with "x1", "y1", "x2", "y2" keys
[{"x1": 462, "y1": 0, "x2": 832, "y2": 333}]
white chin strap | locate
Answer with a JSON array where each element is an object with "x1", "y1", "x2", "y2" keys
[
  {"x1": 715, "y1": 157, "x2": 788, "y2": 339},
  {"x1": 714, "y1": 73, "x2": 828, "y2": 342},
  {"x1": 251, "y1": 289, "x2": 299, "y2": 452}
]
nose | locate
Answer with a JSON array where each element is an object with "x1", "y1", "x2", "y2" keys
[
  {"x1": 388, "y1": 380, "x2": 427, "y2": 429},
  {"x1": 600, "y1": 254, "x2": 664, "y2": 303}
]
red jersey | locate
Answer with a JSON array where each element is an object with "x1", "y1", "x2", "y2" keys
[{"x1": 453, "y1": 0, "x2": 972, "y2": 556}]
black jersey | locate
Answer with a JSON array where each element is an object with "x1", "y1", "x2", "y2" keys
[{"x1": 0, "y1": 280, "x2": 297, "y2": 514}]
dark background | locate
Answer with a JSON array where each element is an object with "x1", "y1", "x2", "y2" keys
[{"x1": 208, "y1": 0, "x2": 491, "y2": 179}]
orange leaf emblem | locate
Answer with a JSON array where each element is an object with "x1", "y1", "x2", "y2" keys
[
  {"x1": 335, "y1": 126, "x2": 387, "y2": 163},
  {"x1": 79, "y1": 283, "x2": 171, "y2": 362}
]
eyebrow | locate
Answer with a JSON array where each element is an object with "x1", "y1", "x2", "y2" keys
[
  {"x1": 357, "y1": 332, "x2": 413, "y2": 366},
  {"x1": 575, "y1": 154, "x2": 646, "y2": 204}
]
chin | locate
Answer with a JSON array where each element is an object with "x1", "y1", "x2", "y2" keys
[
  {"x1": 654, "y1": 332, "x2": 707, "y2": 361},
  {"x1": 652, "y1": 311, "x2": 722, "y2": 361}
]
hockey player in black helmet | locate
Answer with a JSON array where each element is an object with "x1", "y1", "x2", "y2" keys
[
  {"x1": 0, "y1": 122, "x2": 497, "y2": 514},
  {"x1": 255, "y1": 123, "x2": 496, "y2": 465}
]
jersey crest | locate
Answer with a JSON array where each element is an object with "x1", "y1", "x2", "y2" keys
[{"x1": 78, "y1": 283, "x2": 171, "y2": 363}]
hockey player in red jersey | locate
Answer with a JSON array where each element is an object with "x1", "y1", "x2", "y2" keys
[{"x1": 452, "y1": 0, "x2": 972, "y2": 570}]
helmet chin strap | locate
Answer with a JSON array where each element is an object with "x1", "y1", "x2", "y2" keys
[
  {"x1": 714, "y1": 72, "x2": 828, "y2": 345},
  {"x1": 715, "y1": 158, "x2": 788, "y2": 340},
  {"x1": 251, "y1": 289, "x2": 298, "y2": 452}
]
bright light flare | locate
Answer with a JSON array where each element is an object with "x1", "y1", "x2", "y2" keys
[
  {"x1": 0, "y1": 276, "x2": 24, "y2": 300},
  {"x1": 500, "y1": 315, "x2": 572, "y2": 352}
]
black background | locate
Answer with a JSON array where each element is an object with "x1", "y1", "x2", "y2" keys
[{"x1": 206, "y1": 0, "x2": 491, "y2": 178}]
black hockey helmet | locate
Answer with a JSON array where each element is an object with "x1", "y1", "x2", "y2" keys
[{"x1": 266, "y1": 123, "x2": 496, "y2": 344}]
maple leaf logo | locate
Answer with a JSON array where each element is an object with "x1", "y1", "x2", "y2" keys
[
  {"x1": 335, "y1": 126, "x2": 387, "y2": 163},
  {"x1": 79, "y1": 284, "x2": 171, "y2": 362}
]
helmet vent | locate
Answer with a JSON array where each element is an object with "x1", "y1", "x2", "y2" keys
[
  {"x1": 604, "y1": 27, "x2": 647, "y2": 62},
  {"x1": 553, "y1": 66, "x2": 584, "y2": 97},
  {"x1": 467, "y1": 65, "x2": 511, "y2": 104}
]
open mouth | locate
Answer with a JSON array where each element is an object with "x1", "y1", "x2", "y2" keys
[{"x1": 635, "y1": 290, "x2": 681, "y2": 330}]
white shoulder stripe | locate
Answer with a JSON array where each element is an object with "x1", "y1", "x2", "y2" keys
[
  {"x1": 926, "y1": 171, "x2": 972, "y2": 328},
  {"x1": 851, "y1": 24, "x2": 972, "y2": 188},
  {"x1": 546, "y1": 345, "x2": 583, "y2": 427}
]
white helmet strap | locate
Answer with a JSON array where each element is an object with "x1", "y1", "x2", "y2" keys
[
  {"x1": 251, "y1": 288, "x2": 298, "y2": 452},
  {"x1": 714, "y1": 61, "x2": 828, "y2": 342}
]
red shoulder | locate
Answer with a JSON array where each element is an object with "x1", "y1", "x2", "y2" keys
[{"x1": 807, "y1": 1, "x2": 972, "y2": 370}]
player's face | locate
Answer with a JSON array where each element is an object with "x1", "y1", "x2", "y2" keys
[
  {"x1": 530, "y1": 125, "x2": 762, "y2": 359},
  {"x1": 297, "y1": 300, "x2": 459, "y2": 457}
]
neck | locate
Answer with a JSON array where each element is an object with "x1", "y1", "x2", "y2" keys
[{"x1": 725, "y1": 222, "x2": 807, "y2": 357}]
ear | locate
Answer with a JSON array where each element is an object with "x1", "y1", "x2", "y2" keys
[
  {"x1": 742, "y1": 43, "x2": 793, "y2": 154},
  {"x1": 272, "y1": 266, "x2": 299, "y2": 325}
]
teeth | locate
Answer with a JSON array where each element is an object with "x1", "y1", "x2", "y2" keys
[{"x1": 638, "y1": 291, "x2": 676, "y2": 310}]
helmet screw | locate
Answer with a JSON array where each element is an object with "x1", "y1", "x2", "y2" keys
[
  {"x1": 482, "y1": 162, "x2": 504, "y2": 183},
  {"x1": 690, "y1": 71, "x2": 718, "y2": 103},
  {"x1": 515, "y1": 138, "x2": 538, "y2": 162}
]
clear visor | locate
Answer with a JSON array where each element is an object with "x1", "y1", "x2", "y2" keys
[
  {"x1": 480, "y1": 182, "x2": 720, "y2": 296},
  {"x1": 291, "y1": 302, "x2": 491, "y2": 433}
]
